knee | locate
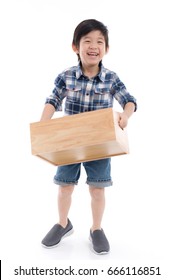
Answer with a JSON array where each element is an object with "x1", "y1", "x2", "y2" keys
[
  {"x1": 89, "y1": 187, "x2": 104, "y2": 200},
  {"x1": 59, "y1": 185, "x2": 74, "y2": 197}
]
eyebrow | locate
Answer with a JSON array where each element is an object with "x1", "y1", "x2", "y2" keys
[{"x1": 83, "y1": 36, "x2": 105, "y2": 40}]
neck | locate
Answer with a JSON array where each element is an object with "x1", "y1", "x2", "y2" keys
[{"x1": 82, "y1": 65, "x2": 100, "y2": 78}]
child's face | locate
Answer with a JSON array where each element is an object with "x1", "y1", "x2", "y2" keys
[{"x1": 73, "y1": 30, "x2": 108, "y2": 67}]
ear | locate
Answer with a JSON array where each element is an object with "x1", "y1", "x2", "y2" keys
[
  {"x1": 72, "y1": 44, "x2": 79, "y2": 54},
  {"x1": 105, "y1": 46, "x2": 109, "y2": 54}
]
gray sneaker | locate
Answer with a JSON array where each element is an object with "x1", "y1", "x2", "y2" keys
[
  {"x1": 90, "y1": 229, "x2": 110, "y2": 254},
  {"x1": 41, "y1": 219, "x2": 73, "y2": 248}
]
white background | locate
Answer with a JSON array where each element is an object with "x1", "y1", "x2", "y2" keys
[{"x1": 0, "y1": 0, "x2": 174, "y2": 279}]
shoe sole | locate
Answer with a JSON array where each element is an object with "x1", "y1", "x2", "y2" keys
[
  {"x1": 41, "y1": 228, "x2": 74, "y2": 249},
  {"x1": 89, "y1": 235, "x2": 110, "y2": 255}
]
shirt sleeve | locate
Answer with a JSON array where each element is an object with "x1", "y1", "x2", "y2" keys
[
  {"x1": 112, "y1": 76, "x2": 137, "y2": 111},
  {"x1": 45, "y1": 75, "x2": 66, "y2": 111}
]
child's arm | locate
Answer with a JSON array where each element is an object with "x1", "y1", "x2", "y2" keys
[
  {"x1": 40, "y1": 104, "x2": 56, "y2": 121},
  {"x1": 118, "y1": 102, "x2": 135, "y2": 129}
]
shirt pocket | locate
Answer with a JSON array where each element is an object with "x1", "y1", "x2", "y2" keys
[
  {"x1": 65, "y1": 85, "x2": 82, "y2": 103},
  {"x1": 93, "y1": 88, "x2": 112, "y2": 106}
]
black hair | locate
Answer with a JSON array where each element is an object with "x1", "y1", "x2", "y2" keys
[{"x1": 72, "y1": 19, "x2": 109, "y2": 60}]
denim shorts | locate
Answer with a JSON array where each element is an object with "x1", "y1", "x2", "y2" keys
[{"x1": 54, "y1": 158, "x2": 112, "y2": 188}]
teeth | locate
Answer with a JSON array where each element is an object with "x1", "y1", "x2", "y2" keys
[{"x1": 88, "y1": 53, "x2": 97, "y2": 56}]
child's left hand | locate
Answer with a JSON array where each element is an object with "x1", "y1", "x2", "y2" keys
[{"x1": 118, "y1": 112, "x2": 128, "y2": 129}]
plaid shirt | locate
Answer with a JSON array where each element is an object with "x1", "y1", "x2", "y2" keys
[{"x1": 45, "y1": 63, "x2": 137, "y2": 115}]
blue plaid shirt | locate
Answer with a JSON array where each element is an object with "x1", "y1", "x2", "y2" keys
[{"x1": 45, "y1": 63, "x2": 137, "y2": 115}]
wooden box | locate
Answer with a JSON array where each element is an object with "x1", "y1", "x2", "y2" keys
[{"x1": 30, "y1": 108, "x2": 129, "y2": 166}]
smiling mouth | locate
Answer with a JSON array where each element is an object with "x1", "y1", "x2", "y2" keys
[{"x1": 87, "y1": 52, "x2": 98, "y2": 56}]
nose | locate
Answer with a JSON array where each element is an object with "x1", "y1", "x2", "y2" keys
[{"x1": 89, "y1": 42, "x2": 97, "y2": 49}]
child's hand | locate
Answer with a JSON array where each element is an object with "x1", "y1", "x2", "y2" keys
[{"x1": 118, "y1": 112, "x2": 128, "y2": 129}]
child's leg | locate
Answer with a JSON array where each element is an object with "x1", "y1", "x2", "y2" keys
[
  {"x1": 41, "y1": 184, "x2": 74, "y2": 248},
  {"x1": 89, "y1": 186, "x2": 105, "y2": 231},
  {"x1": 88, "y1": 186, "x2": 110, "y2": 254},
  {"x1": 58, "y1": 185, "x2": 75, "y2": 228}
]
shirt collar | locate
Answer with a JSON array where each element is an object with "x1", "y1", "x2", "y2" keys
[{"x1": 76, "y1": 62, "x2": 106, "y2": 82}]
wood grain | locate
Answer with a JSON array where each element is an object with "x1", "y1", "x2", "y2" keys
[{"x1": 30, "y1": 108, "x2": 129, "y2": 165}]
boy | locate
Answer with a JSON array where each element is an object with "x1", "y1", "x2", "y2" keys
[{"x1": 40, "y1": 19, "x2": 137, "y2": 254}]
